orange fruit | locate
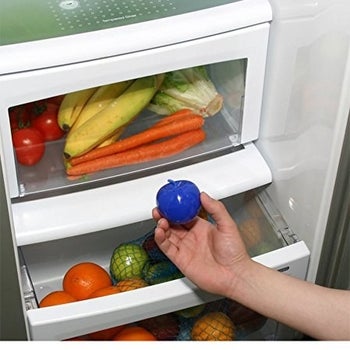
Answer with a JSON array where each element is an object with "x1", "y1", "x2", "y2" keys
[
  {"x1": 88, "y1": 285, "x2": 121, "y2": 299},
  {"x1": 191, "y1": 312, "x2": 235, "y2": 341},
  {"x1": 39, "y1": 290, "x2": 77, "y2": 307},
  {"x1": 63, "y1": 262, "x2": 112, "y2": 300},
  {"x1": 112, "y1": 326, "x2": 157, "y2": 341},
  {"x1": 116, "y1": 277, "x2": 148, "y2": 292},
  {"x1": 89, "y1": 325, "x2": 126, "y2": 340}
]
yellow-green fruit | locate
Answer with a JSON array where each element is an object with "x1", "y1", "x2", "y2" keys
[
  {"x1": 70, "y1": 80, "x2": 133, "y2": 132},
  {"x1": 176, "y1": 304, "x2": 205, "y2": 318},
  {"x1": 96, "y1": 126, "x2": 125, "y2": 148},
  {"x1": 57, "y1": 87, "x2": 98, "y2": 131},
  {"x1": 64, "y1": 74, "x2": 164, "y2": 158},
  {"x1": 110, "y1": 243, "x2": 149, "y2": 282}
]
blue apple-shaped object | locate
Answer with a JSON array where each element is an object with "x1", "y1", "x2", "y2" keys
[{"x1": 156, "y1": 179, "x2": 201, "y2": 224}]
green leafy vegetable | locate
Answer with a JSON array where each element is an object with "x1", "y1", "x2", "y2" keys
[{"x1": 148, "y1": 66, "x2": 223, "y2": 117}]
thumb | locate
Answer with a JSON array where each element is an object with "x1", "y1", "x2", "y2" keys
[{"x1": 200, "y1": 192, "x2": 238, "y2": 232}]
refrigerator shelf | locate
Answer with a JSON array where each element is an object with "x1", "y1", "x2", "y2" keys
[{"x1": 0, "y1": 0, "x2": 272, "y2": 74}]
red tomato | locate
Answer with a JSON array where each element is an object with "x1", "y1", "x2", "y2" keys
[
  {"x1": 31, "y1": 109, "x2": 65, "y2": 141},
  {"x1": 9, "y1": 105, "x2": 31, "y2": 131},
  {"x1": 30, "y1": 101, "x2": 59, "y2": 119},
  {"x1": 12, "y1": 127, "x2": 45, "y2": 166}
]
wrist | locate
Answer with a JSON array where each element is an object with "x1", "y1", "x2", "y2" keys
[{"x1": 223, "y1": 257, "x2": 258, "y2": 302}]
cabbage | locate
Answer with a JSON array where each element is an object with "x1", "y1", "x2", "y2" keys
[{"x1": 148, "y1": 66, "x2": 223, "y2": 117}]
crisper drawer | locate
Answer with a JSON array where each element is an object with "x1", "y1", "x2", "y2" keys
[
  {"x1": 2, "y1": 23, "x2": 270, "y2": 202},
  {"x1": 19, "y1": 189, "x2": 310, "y2": 340}
]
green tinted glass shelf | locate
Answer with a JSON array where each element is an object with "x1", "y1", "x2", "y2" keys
[{"x1": 0, "y1": 0, "x2": 240, "y2": 45}]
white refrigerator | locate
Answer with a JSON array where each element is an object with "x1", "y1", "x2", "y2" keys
[{"x1": 0, "y1": 0, "x2": 349, "y2": 341}]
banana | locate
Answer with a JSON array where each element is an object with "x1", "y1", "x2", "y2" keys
[
  {"x1": 57, "y1": 87, "x2": 97, "y2": 131},
  {"x1": 64, "y1": 74, "x2": 164, "y2": 159},
  {"x1": 70, "y1": 80, "x2": 133, "y2": 133},
  {"x1": 96, "y1": 126, "x2": 126, "y2": 148}
]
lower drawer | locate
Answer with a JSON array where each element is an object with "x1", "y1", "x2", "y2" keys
[
  {"x1": 19, "y1": 189, "x2": 310, "y2": 340},
  {"x1": 61, "y1": 298, "x2": 278, "y2": 341}
]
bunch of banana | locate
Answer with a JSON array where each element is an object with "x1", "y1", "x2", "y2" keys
[
  {"x1": 96, "y1": 126, "x2": 126, "y2": 148},
  {"x1": 58, "y1": 81, "x2": 133, "y2": 132},
  {"x1": 58, "y1": 87, "x2": 98, "y2": 131},
  {"x1": 63, "y1": 74, "x2": 165, "y2": 159},
  {"x1": 68, "y1": 81, "x2": 133, "y2": 133}
]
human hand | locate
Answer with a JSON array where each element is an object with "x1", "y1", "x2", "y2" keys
[
  {"x1": 155, "y1": 193, "x2": 350, "y2": 341},
  {"x1": 152, "y1": 192, "x2": 251, "y2": 297}
]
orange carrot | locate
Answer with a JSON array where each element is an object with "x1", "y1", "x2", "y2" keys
[
  {"x1": 67, "y1": 129, "x2": 206, "y2": 176},
  {"x1": 152, "y1": 109, "x2": 195, "y2": 128},
  {"x1": 70, "y1": 112, "x2": 204, "y2": 166}
]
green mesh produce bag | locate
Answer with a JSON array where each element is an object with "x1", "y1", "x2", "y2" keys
[{"x1": 109, "y1": 228, "x2": 183, "y2": 284}]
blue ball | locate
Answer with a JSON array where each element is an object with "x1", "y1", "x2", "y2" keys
[{"x1": 156, "y1": 179, "x2": 201, "y2": 224}]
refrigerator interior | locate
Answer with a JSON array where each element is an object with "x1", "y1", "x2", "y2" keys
[
  {"x1": 3, "y1": 0, "x2": 339, "y2": 341},
  {"x1": 19, "y1": 188, "x2": 309, "y2": 340},
  {"x1": 0, "y1": 2, "x2": 276, "y2": 339},
  {"x1": 256, "y1": 0, "x2": 350, "y2": 282}
]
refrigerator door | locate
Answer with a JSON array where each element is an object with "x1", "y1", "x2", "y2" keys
[
  {"x1": 256, "y1": 0, "x2": 350, "y2": 281},
  {"x1": 316, "y1": 115, "x2": 350, "y2": 290}
]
